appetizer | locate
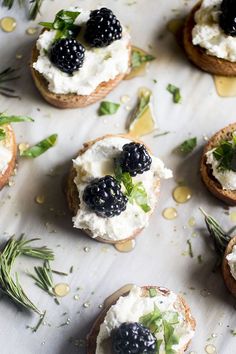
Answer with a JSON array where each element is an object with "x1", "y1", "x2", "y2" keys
[
  {"x1": 66, "y1": 135, "x2": 172, "y2": 244},
  {"x1": 183, "y1": 0, "x2": 236, "y2": 75},
  {"x1": 200, "y1": 123, "x2": 236, "y2": 205},
  {"x1": 31, "y1": 7, "x2": 131, "y2": 108},
  {"x1": 87, "y1": 285, "x2": 196, "y2": 354},
  {"x1": 0, "y1": 124, "x2": 16, "y2": 190}
]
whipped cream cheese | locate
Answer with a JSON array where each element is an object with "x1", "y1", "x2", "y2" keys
[
  {"x1": 226, "y1": 245, "x2": 236, "y2": 280},
  {"x1": 73, "y1": 136, "x2": 172, "y2": 241},
  {"x1": 33, "y1": 8, "x2": 130, "y2": 95},
  {"x1": 206, "y1": 133, "x2": 236, "y2": 190},
  {"x1": 96, "y1": 286, "x2": 195, "y2": 354},
  {"x1": 192, "y1": 0, "x2": 236, "y2": 62},
  {"x1": 0, "y1": 127, "x2": 13, "y2": 175}
]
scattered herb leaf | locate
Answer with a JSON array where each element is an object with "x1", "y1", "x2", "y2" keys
[
  {"x1": 0, "y1": 129, "x2": 6, "y2": 141},
  {"x1": 213, "y1": 136, "x2": 236, "y2": 172},
  {"x1": 98, "y1": 101, "x2": 120, "y2": 116},
  {"x1": 167, "y1": 84, "x2": 181, "y2": 103},
  {"x1": 31, "y1": 311, "x2": 46, "y2": 333},
  {"x1": 20, "y1": 134, "x2": 58, "y2": 158},
  {"x1": 154, "y1": 131, "x2": 170, "y2": 138},
  {"x1": 187, "y1": 239, "x2": 194, "y2": 258},
  {"x1": 29, "y1": 261, "x2": 55, "y2": 297},
  {"x1": 131, "y1": 49, "x2": 155, "y2": 69},
  {"x1": 178, "y1": 137, "x2": 197, "y2": 155},
  {"x1": 0, "y1": 113, "x2": 33, "y2": 126}
]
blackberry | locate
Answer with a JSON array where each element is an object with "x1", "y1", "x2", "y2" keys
[
  {"x1": 50, "y1": 39, "x2": 85, "y2": 74},
  {"x1": 120, "y1": 142, "x2": 152, "y2": 177},
  {"x1": 220, "y1": 0, "x2": 236, "y2": 36},
  {"x1": 112, "y1": 322, "x2": 157, "y2": 354},
  {"x1": 83, "y1": 176, "x2": 127, "y2": 218},
  {"x1": 84, "y1": 7, "x2": 122, "y2": 47}
]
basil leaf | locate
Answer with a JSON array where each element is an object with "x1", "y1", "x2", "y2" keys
[
  {"x1": 213, "y1": 139, "x2": 236, "y2": 172},
  {"x1": 98, "y1": 101, "x2": 120, "y2": 116},
  {"x1": 0, "y1": 129, "x2": 6, "y2": 141},
  {"x1": 163, "y1": 320, "x2": 179, "y2": 354},
  {"x1": 179, "y1": 137, "x2": 197, "y2": 154},
  {"x1": 20, "y1": 134, "x2": 58, "y2": 158},
  {"x1": 131, "y1": 49, "x2": 155, "y2": 69},
  {"x1": 39, "y1": 10, "x2": 80, "y2": 40},
  {"x1": 149, "y1": 288, "x2": 157, "y2": 298},
  {"x1": 167, "y1": 84, "x2": 181, "y2": 103},
  {"x1": 0, "y1": 114, "x2": 34, "y2": 126}
]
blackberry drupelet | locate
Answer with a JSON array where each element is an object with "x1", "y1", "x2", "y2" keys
[
  {"x1": 112, "y1": 322, "x2": 157, "y2": 354},
  {"x1": 120, "y1": 142, "x2": 152, "y2": 177},
  {"x1": 50, "y1": 39, "x2": 85, "y2": 74},
  {"x1": 220, "y1": 0, "x2": 236, "y2": 36},
  {"x1": 84, "y1": 7, "x2": 122, "y2": 47},
  {"x1": 83, "y1": 176, "x2": 127, "y2": 218}
]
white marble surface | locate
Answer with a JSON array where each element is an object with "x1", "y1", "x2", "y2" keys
[{"x1": 0, "y1": 0, "x2": 236, "y2": 353}]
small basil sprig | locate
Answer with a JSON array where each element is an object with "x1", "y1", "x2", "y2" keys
[
  {"x1": 178, "y1": 137, "x2": 197, "y2": 155},
  {"x1": 98, "y1": 101, "x2": 120, "y2": 116},
  {"x1": 213, "y1": 135, "x2": 236, "y2": 172},
  {"x1": 131, "y1": 49, "x2": 155, "y2": 69},
  {"x1": 39, "y1": 10, "x2": 80, "y2": 40},
  {"x1": 114, "y1": 163, "x2": 151, "y2": 213},
  {"x1": 20, "y1": 134, "x2": 58, "y2": 158},
  {"x1": 167, "y1": 84, "x2": 181, "y2": 103},
  {"x1": 0, "y1": 129, "x2": 6, "y2": 141},
  {"x1": 0, "y1": 113, "x2": 34, "y2": 126}
]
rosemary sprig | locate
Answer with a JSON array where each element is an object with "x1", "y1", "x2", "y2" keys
[
  {"x1": 0, "y1": 235, "x2": 54, "y2": 314},
  {"x1": 200, "y1": 208, "x2": 231, "y2": 255},
  {"x1": 29, "y1": 261, "x2": 54, "y2": 297},
  {"x1": 0, "y1": 67, "x2": 20, "y2": 98},
  {"x1": 2, "y1": 0, "x2": 43, "y2": 20}
]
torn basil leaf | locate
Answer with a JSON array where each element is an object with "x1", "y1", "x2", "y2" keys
[
  {"x1": 0, "y1": 114, "x2": 34, "y2": 126},
  {"x1": 179, "y1": 137, "x2": 197, "y2": 154},
  {"x1": 20, "y1": 134, "x2": 58, "y2": 158},
  {"x1": 167, "y1": 84, "x2": 181, "y2": 103},
  {"x1": 131, "y1": 49, "x2": 155, "y2": 69},
  {"x1": 0, "y1": 129, "x2": 6, "y2": 141},
  {"x1": 98, "y1": 101, "x2": 120, "y2": 116},
  {"x1": 213, "y1": 138, "x2": 236, "y2": 172}
]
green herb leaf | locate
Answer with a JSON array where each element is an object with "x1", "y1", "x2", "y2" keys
[
  {"x1": 187, "y1": 239, "x2": 194, "y2": 258},
  {"x1": 179, "y1": 137, "x2": 197, "y2": 154},
  {"x1": 131, "y1": 49, "x2": 155, "y2": 69},
  {"x1": 114, "y1": 163, "x2": 151, "y2": 212},
  {"x1": 20, "y1": 134, "x2": 58, "y2": 158},
  {"x1": 167, "y1": 84, "x2": 181, "y2": 103},
  {"x1": 163, "y1": 320, "x2": 179, "y2": 354},
  {"x1": 213, "y1": 137, "x2": 236, "y2": 172},
  {"x1": 0, "y1": 113, "x2": 33, "y2": 126},
  {"x1": 39, "y1": 10, "x2": 80, "y2": 39},
  {"x1": 149, "y1": 288, "x2": 157, "y2": 297},
  {"x1": 98, "y1": 101, "x2": 120, "y2": 116},
  {"x1": 29, "y1": 261, "x2": 55, "y2": 297},
  {"x1": 0, "y1": 129, "x2": 6, "y2": 141}
]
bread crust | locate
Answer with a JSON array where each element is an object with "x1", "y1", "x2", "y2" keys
[
  {"x1": 222, "y1": 235, "x2": 236, "y2": 297},
  {"x1": 66, "y1": 134, "x2": 161, "y2": 244},
  {"x1": 30, "y1": 39, "x2": 131, "y2": 109},
  {"x1": 0, "y1": 124, "x2": 17, "y2": 190},
  {"x1": 183, "y1": 2, "x2": 236, "y2": 76},
  {"x1": 86, "y1": 285, "x2": 196, "y2": 354},
  {"x1": 200, "y1": 123, "x2": 236, "y2": 205}
]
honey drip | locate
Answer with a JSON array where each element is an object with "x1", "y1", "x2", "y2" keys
[
  {"x1": 162, "y1": 207, "x2": 178, "y2": 220},
  {"x1": 125, "y1": 46, "x2": 151, "y2": 80},
  {"x1": 115, "y1": 239, "x2": 136, "y2": 253},
  {"x1": 53, "y1": 283, "x2": 70, "y2": 297},
  {"x1": 0, "y1": 17, "x2": 16, "y2": 32},
  {"x1": 205, "y1": 344, "x2": 216, "y2": 354},
  {"x1": 214, "y1": 75, "x2": 236, "y2": 97},
  {"x1": 230, "y1": 211, "x2": 236, "y2": 222},
  {"x1": 173, "y1": 186, "x2": 192, "y2": 203}
]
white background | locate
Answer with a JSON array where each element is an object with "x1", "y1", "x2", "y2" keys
[{"x1": 0, "y1": 0, "x2": 236, "y2": 353}]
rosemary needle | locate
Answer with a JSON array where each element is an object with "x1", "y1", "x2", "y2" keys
[{"x1": 0, "y1": 67, "x2": 20, "y2": 99}]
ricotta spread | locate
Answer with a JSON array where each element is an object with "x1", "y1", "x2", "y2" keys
[
  {"x1": 206, "y1": 132, "x2": 236, "y2": 190},
  {"x1": 192, "y1": 0, "x2": 236, "y2": 62},
  {"x1": 226, "y1": 245, "x2": 236, "y2": 280},
  {"x1": 95, "y1": 285, "x2": 195, "y2": 354},
  {"x1": 33, "y1": 8, "x2": 130, "y2": 95},
  {"x1": 0, "y1": 128, "x2": 13, "y2": 176},
  {"x1": 73, "y1": 136, "x2": 172, "y2": 241}
]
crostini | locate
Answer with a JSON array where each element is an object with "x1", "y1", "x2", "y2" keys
[
  {"x1": 222, "y1": 235, "x2": 236, "y2": 297},
  {"x1": 200, "y1": 123, "x2": 236, "y2": 205},
  {"x1": 87, "y1": 284, "x2": 196, "y2": 354},
  {"x1": 31, "y1": 7, "x2": 131, "y2": 109},
  {"x1": 66, "y1": 134, "x2": 172, "y2": 244},
  {"x1": 183, "y1": 0, "x2": 236, "y2": 76},
  {"x1": 0, "y1": 124, "x2": 17, "y2": 190}
]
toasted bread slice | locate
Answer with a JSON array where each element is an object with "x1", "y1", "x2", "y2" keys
[
  {"x1": 183, "y1": 2, "x2": 236, "y2": 76},
  {"x1": 30, "y1": 41, "x2": 131, "y2": 109},
  {"x1": 66, "y1": 134, "x2": 161, "y2": 244},
  {"x1": 0, "y1": 124, "x2": 17, "y2": 190},
  {"x1": 222, "y1": 235, "x2": 236, "y2": 297},
  {"x1": 200, "y1": 123, "x2": 236, "y2": 205},
  {"x1": 87, "y1": 285, "x2": 196, "y2": 354}
]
